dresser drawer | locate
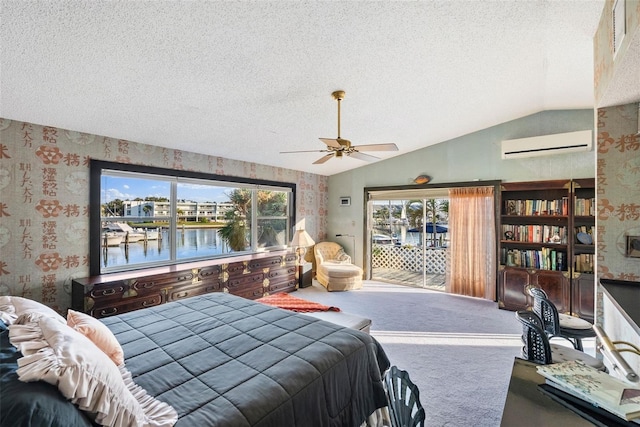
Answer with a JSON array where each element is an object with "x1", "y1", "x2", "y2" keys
[
  {"x1": 167, "y1": 282, "x2": 223, "y2": 301},
  {"x1": 226, "y1": 261, "x2": 247, "y2": 276},
  {"x1": 88, "y1": 281, "x2": 127, "y2": 300},
  {"x1": 89, "y1": 293, "x2": 163, "y2": 318},
  {"x1": 226, "y1": 272, "x2": 264, "y2": 289},
  {"x1": 198, "y1": 265, "x2": 223, "y2": 281},
  {"x1": 267, "y1": 278, "x2": 297, "y2": 293},
  {"x1": 265, "y1": 266, "x2": 297, "y2": 281},
  {"x1": 248, "y1": 256, "x2": 283, "y2": 270},
  {"x1": 283, "y1": 253, "x2": 297, "y2": 265},
  {"x1": 129, "y1": 270, "x2": 195, "y2": 292},
  {"x1": 232, "y1": 287, "x2": 264, "y2": 300}
]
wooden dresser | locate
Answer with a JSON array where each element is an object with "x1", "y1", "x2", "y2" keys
[{"x1": 72, "y1": 250, "x2": 298, "y2": 318}]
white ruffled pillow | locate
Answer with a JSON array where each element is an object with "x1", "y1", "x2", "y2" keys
[
  {"x1": 0, "y1": 296, "x2": 66, "y2": 325},
  {"x1": 9, "y1": 312, "x2": 177, "y2": 427}
]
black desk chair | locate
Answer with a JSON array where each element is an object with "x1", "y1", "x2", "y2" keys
[
  {"x1": 384, "y1": 366, "x2": 425, "y2": 427},
  {"x1": 515, "y1": 310, "x2": 604, "y2": 370},
  {"x1": 527, "y1": 287, "x2": 596, "y2": 351}
]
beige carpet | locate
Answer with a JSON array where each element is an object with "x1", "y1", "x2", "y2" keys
[{"x1": 296, "y1": 280, "x2": 595, "y2": 427}]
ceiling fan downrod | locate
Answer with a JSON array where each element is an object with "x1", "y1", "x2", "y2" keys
[{"x1": 332, "y1": 90, "x2": 345, "y2": 140}]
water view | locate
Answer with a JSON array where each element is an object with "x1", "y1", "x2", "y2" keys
[
  {"x1": 101, "y1": 228, "x2": 229, "y2": 268},
  {"x1": 372, "y1": 224, "x2": 449, "y2": 247}
]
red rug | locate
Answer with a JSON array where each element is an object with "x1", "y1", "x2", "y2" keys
[{"x1": 257, "y1": 293, "x2": 341, "y2": 313}]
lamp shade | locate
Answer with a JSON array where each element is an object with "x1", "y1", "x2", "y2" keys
[{"x1": 290, "y1": 229, "x2": 315, "y2": 248}]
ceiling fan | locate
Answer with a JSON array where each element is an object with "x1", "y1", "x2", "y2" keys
[{"x1": 281, "y1": 90, "x2": 399, "y2": 164}]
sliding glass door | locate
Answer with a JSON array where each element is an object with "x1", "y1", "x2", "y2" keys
[
  {"x1": 367, "y1": 190, "x2": 449, "y2": 291},
  {"x1": 365, "y1": 181, "x2": 500, "y2": 299}
]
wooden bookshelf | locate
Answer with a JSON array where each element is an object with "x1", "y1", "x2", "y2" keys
[{"x1": 497, "y1": 179, "x2": 595, "y2": 322}]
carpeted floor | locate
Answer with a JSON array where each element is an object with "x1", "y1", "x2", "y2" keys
[{"x1": 296, "y1": 280, "x2": 595, "y2": 427}]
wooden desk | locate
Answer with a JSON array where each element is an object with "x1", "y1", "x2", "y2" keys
[{"x1": 501, "y1": 358, "x2": 594, "y2": 426}]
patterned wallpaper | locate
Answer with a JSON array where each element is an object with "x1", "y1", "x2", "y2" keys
[
  {"x1": 597, "y1": 103, "x2": 640, "y2": 280},
  {"x1": 0, "y1": 118, "x2": 328, "y2": 312},
  {"x1": 594, "y1": 0, "x2": 640, "y2": 103}
]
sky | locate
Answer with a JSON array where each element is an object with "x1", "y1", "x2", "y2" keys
[{"x1": 101, "y1": 176, "x2": 232, "y2": 203}]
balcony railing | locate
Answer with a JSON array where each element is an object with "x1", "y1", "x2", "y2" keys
[{"x1": 371, "y1": 244, "x2": 447, "y2": 274}]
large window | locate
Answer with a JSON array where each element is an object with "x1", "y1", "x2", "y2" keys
[{"x1": 90, "y1": 160, "x2": 295, "y2": 275}]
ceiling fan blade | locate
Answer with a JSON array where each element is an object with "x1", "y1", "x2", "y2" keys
[
  {"x1": 352, "y1": 143, "x2": 399, "y2": 152},
  {"x1": 313, "y1": 153, "x2": 335, "y2": 164},
  {"x1": 280, "y1": 149, "x2": 329, "y2": 154},
  {"x1": 350, "y1": 151, "x2": 380, "y2": 162},
  {"x1": 319, "y1": 138, "x2": 342, "y2": 149}
]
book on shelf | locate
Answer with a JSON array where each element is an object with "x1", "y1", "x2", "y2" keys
[
  {"x1": 503, "y1": 248, "x2": 565, "y2": 271},
  {"x1": 504, "y1": 198, "x2": 568, "y2": 216},
  {"x1": 537, "y1": 361, "x2": 640, "y2": 421},
  {"x1": 574, "y1": 197, "x2": 596, "y2": 216},
  {"x1": 574, "y1": 253, "x2": 594, "y2": 273},
  {"x1": 501, "y1": 224, "x2": 567, "y2": 244}
]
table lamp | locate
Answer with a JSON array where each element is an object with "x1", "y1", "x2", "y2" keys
[{"x1": 290, "y1": 227, "x2": 315, "y2": 288}]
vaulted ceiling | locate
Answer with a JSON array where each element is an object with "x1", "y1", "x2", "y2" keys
[{"x1": 1, "y1": 1, "x2": 610, "y2": 175}]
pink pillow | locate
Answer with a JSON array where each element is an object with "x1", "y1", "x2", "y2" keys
[{"x1": 67, "y1": 309, "x2": 124, "y2": 366}]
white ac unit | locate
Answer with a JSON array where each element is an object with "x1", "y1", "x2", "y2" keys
[{"x1": 501, "y1": 130, "x2": 592, "y2": 159}]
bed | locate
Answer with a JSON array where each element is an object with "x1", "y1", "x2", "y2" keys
[{"x1": 1, "y1": 292, "x2": 390, "y2": 427}]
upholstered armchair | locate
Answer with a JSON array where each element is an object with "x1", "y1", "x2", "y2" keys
[{"x1": 313, "y1": 242, "x2": 363, "y2": 291}]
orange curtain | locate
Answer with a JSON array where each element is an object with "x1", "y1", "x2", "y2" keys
[{"x1": 446, "y1": 186, "x2": 496, "y2": 300}]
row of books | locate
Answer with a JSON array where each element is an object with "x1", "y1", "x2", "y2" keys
[
  {"x1": 504, "y1": 198, "x2": 569, "y2": 216},
  {"x1": 537, "y1": 360, "x2": 640, "y2": 422},
  {"x1": 575, "y1": 253, "x2": 595, "y2": 273},
  {"x1": 502, "y1": 248, "x2": 566, "y2": 271},
  {"x1": 575, "y1": 197, "x2": 596, "y2": 216},
  {"x1": 502, "y1": 225, "x2": 567, "y2": 244}
]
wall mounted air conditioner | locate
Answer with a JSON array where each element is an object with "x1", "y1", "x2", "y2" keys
[{"x1": 501, "y1": 130, "x2": 592, "y2": 159}]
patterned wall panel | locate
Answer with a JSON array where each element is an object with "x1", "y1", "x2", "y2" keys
[
  {"x1": 594, "y1": 0, "x2": 640, "y2": 104},
  {"x1": 596, "y1": 103, "x2": 640, "y2": 281},
  {"x1": 0, "y1": 118, "x2": 328, "y2": 312}
]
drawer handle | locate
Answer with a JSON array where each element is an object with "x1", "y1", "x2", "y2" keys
[
  {"x1": 100, "y1": 307, "x2": 118, "y2": 316},
  {"x1": 138, "y1": 282, "x2": 155, "y2": 289},
  {"x1": 175, "y1": 291, "x2": 189, "y2": 299},
  {"x1": 102, "y1": 287, "x2": 123, "y2": 296},
  {"x1": 142, "y1": 300, "x2": 154, "y2": 307}
]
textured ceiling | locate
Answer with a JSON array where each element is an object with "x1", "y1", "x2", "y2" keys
[{"x1": 0, "y1": 1, "x2": 614, "y2": 176}]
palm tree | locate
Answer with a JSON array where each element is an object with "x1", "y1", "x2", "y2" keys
[
  {"x1": 218, "y1": 189, "x2": 251, "y2": 251},
  {"x1": 406, "y1": 199, "x2": 449, "y2": 246},
  {"x1": 425, "y1": 199, "x2": 449, "y2": 246}
]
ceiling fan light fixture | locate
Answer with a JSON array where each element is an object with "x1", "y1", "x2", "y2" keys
[
  {"x1": 337, "y1": 138, "x2": 351, "y2": 148},
  {"x1": 280, "y1": 89, "x2": 398, "y2": 164}
]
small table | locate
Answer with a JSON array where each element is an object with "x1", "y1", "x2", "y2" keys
[{"x1": 500, "y1": 358, "x2": 594, "y2": 426}]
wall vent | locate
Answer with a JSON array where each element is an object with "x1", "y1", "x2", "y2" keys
[{"x1": 501, "y1": 130, "x2": 592, "y2": 160}]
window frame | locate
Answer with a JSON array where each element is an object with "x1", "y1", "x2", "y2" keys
[{"x1": 89, "y1": 160, "x2": 296, "y2": 276}]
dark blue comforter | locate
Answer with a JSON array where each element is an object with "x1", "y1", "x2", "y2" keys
[{"x1": 101, "y1": 292, "x2": 389, "y2": 427}]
